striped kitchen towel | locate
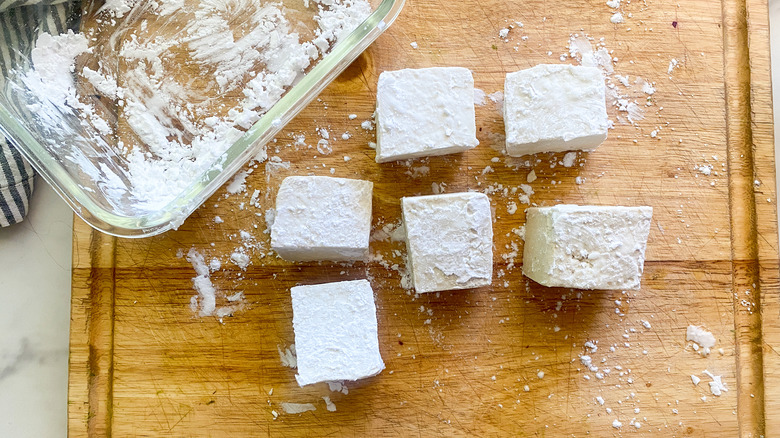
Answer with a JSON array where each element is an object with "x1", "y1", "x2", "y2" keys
[{"x1": 0, "y1": 0, "x2": 79, "y2": 226}]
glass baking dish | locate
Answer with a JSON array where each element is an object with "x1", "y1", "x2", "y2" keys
[{"x1": 0, "y1": 0, "x2": 403, "y2": 237}]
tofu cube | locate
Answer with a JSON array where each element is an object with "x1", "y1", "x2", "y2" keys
[
  {"x1": 376, "y1": 67, "x2": 479, "y2": 163},
  {"x1": 291, "y1": 279, "x2": 385, "y2": 386},
  {"x1": 401, "y1": 192, "x2": 493, "y2": 293},
  {"x1": 504, "y1": 64, "x2": 609, "y2": 157},
  {"x1": 271, "y1": 176, "x2": 373, "y2": 261},
  {"x1": 523, "y1": 205, "x2": 653, "y2": 290}
]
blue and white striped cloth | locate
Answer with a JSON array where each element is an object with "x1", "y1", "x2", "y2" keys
[{"x1": 0, "y1": 0, "x2": 78, "y2": 226}]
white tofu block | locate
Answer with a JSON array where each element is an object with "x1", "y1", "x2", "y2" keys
[
  {"x1": 291, "y1": 279, "x2": 385, "y2": 386},
  {"x1": 504, "y1": 64, "x2": 609, "y2": 157},
  {"x1": 271, "y1": 176, "x2": 373, "y2": 261},
  {"x1": 523, "y1": 205, "x2": 653, "y2": 290},
  {"x1": 376, "y1": 67, "x2": 479, "y2": 163},
  {"x1": 401, "y1": 192, "x2": 493, "y2": 293}
]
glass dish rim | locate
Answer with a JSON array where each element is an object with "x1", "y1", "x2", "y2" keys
[{"x1": 0, "y1": 0, "x2": 405, "y2": 238}]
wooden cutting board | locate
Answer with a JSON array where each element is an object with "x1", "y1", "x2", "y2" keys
[{"x1": 68, "y1": 0, "x2": 780, "y2": 436}]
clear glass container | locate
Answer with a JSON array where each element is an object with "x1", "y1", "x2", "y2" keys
[{"x1": 0, "y1": 0, "x2": 404, "y2": 237}]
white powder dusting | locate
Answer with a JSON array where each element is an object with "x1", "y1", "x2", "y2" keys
[
  {"x1": 696, "y1": 164, "x2": 713, "y2": 176},
  {"x1": 517, "y1": 184, "x2": 534, "y2": 205},
  {"x1": 184, "y1": 248, "x2": 247, "y2": 319},
  {"x1": 562, "y1": 152, "x2": 577, "y2": 168},
  {"x1": 226, "y1": 291, "x2": 244, "y2": 302},
  {"x1": 230, "y1": 250, "x2": 251, "y2": 270},
  {"x1": 405, "y1": 165, "x2": 430, "y2": 178},
  {"x1": 567, "y1": 34, "x2": 655, "y2": 125},
  {"x1": 568, "y1": 34, "x2": 613, "y2": 73},
  {"x1": 703, "y1": 370, "x2": 728, "y2": 396},
  {"x1": 580, "y1": 355, "x2": 593, "y2": 368},
  {"x1": 328, "y1": 381, "x2": 349, "y2": 394},
  {"x1": 691, "y1": 374, "x2": 701, "y2": 386},
  {"x1": 317, "y1": 139, "x2": 332, "y2": 155},
  {"x1": 687, "y1": 325, "x2": 716, "y2": 356},
  {"x1": 612, "y1": 419, "x2": 622, "y2": 429},
  {"x1": 323, "y1": 396, "x2": 337, "y2": 412},
  {"x1": 639, "y1": 78, "x2": 656, "y2": 95},
  {"x1": 22, "y1": 31, "x2": 92, "y2": 127},
  {"x1": 610, "y1": 12, "x2": 624, "y2": 24},
  {"x1": 227, "y1": 171, "x2": 250, "y2": 194},
  {"x1": 668, "y1": 58, "x2": 680, "y2": 75},
  {"x1": 474, "y1": 88, "x2": 487, "y2": 106},
  {"x1": 488, "y1": 91, "x2": 504, "y2": 116},
  {"x1": 99, "y1": 0, "x2": 138, "y2": 18},
  {"x1": 370, "y1": 220, "x2": 406, "y2": 242},
  {"x1": 81, "y1": 67, "x2": 122, "y2": 99},
  {"x1": 615, "y1": 74, "x2": 630, "y2": 87},
  {"x1": 278, "y1": 344, "x2": 297, "y2": 368},
  {"x1": 313, "y1": 0, "x2": 372, "y2": 50},
  {"x1": 513, "y1": 226, "x2": 525, "y2": 241},
  {"x1": 186, "y1": 248, "x2": 217, "y2": 316},
  {"x1": 280, "y1": 402, "x2": 316, "y2": 414}
]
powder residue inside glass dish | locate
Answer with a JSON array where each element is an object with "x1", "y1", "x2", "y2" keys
[{"x1": 17, "y1": 0, "x2": 371, "y2": 214}]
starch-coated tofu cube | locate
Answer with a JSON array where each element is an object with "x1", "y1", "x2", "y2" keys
[
  {"x1": 291, "y1": 279, "x2": 385, "y2": 386},
  {"x1": 401, "y1": 192, "x2": 493, "y2": 293},
  {"x1": 504, "y1": 64, "x2": 609, "y2": 157},
  {"x1": 376, "y1": 67, "x2": 479, "y2": 163},
  {"x1": 271, "y1": 176, "x2": 373, "y2": 261},
  {"x1": 522, "y1": 205, "x2": 653, "y2": 290}
]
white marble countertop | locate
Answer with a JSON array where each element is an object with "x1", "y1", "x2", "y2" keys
[
  {"x1": 2, "y1": 3, "x2": 780, "y2": 437},
  {"x1": 0, "y1": 181, "x2": 72, "y2": 437}
]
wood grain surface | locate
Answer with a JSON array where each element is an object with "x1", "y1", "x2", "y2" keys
[{"x1": 68, "y1": 0, "x2": 780, "y2": 436}]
